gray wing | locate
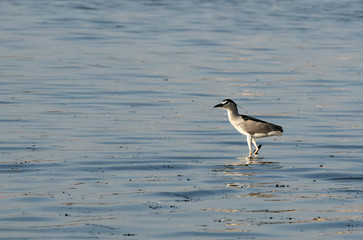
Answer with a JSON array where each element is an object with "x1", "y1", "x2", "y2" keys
[{"x1": 239, "y1": 115, "x2": 283, "y2": 135}]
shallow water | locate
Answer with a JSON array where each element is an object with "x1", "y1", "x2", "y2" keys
[{"x1": 1, "y1": 0, "x2": 363, "y2": 239}]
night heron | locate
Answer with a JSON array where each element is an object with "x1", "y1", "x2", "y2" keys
[{"x1": 214, "y1": 99, "x2": 283, "y2": 157}]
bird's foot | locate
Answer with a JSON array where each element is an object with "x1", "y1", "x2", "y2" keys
[{"x1": 253, "y1": 144, "x2": 262, "y2": 155}]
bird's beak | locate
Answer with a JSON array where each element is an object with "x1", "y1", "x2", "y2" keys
[{"x1": 213, "y1": 103, "x2": 223, "y2": 108}]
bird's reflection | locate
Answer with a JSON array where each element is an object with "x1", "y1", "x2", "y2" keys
[
  {"x1": 219, "y1": 155, "x2": 280, "y2": 179},
  {"x1": 234, "y1": 155, "x2": 276, "y2": 165},
  {"x1": 218, "y1": 155, "x2": 283, "y2": 197}
]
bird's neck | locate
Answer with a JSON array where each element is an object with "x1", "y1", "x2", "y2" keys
[{"x1": 226, "y1": 106, "x2": 239, "y2": 120}]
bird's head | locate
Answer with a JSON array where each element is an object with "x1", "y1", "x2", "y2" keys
[{"x1": 213, "y1": 99, "x2": 237, "y2": 109}]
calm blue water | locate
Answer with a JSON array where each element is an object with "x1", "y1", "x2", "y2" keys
[{"x1": 1, "y1": 0, "x2": 363, "y2": 239}]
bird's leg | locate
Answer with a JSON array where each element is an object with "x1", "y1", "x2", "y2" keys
[
  {"x1": 246, "y1": 135, "x2": 252, "y2": 157},
  {"x1": 255, "y1": 145, "x2": 262, "y2": 154},
  {"x1": 252, "y1": 138, "x2": 262, "y2": 155}
]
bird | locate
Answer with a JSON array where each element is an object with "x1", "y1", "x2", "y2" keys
[{"x1": 214, "y1": 99, "x2": 283, "y2": 157}]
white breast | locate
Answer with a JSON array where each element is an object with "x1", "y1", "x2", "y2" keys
[{"x1": 228, "y1": 112, "x2": 249, "y2": 136}]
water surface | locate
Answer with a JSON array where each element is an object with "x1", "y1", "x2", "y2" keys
[{"x1": 1, "y1": 0, "x2": 362, "y2": 239}]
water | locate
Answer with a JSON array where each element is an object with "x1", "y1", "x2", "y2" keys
[{"x1": 1, "y1": 0, "x2": 362, "y2": 239}]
